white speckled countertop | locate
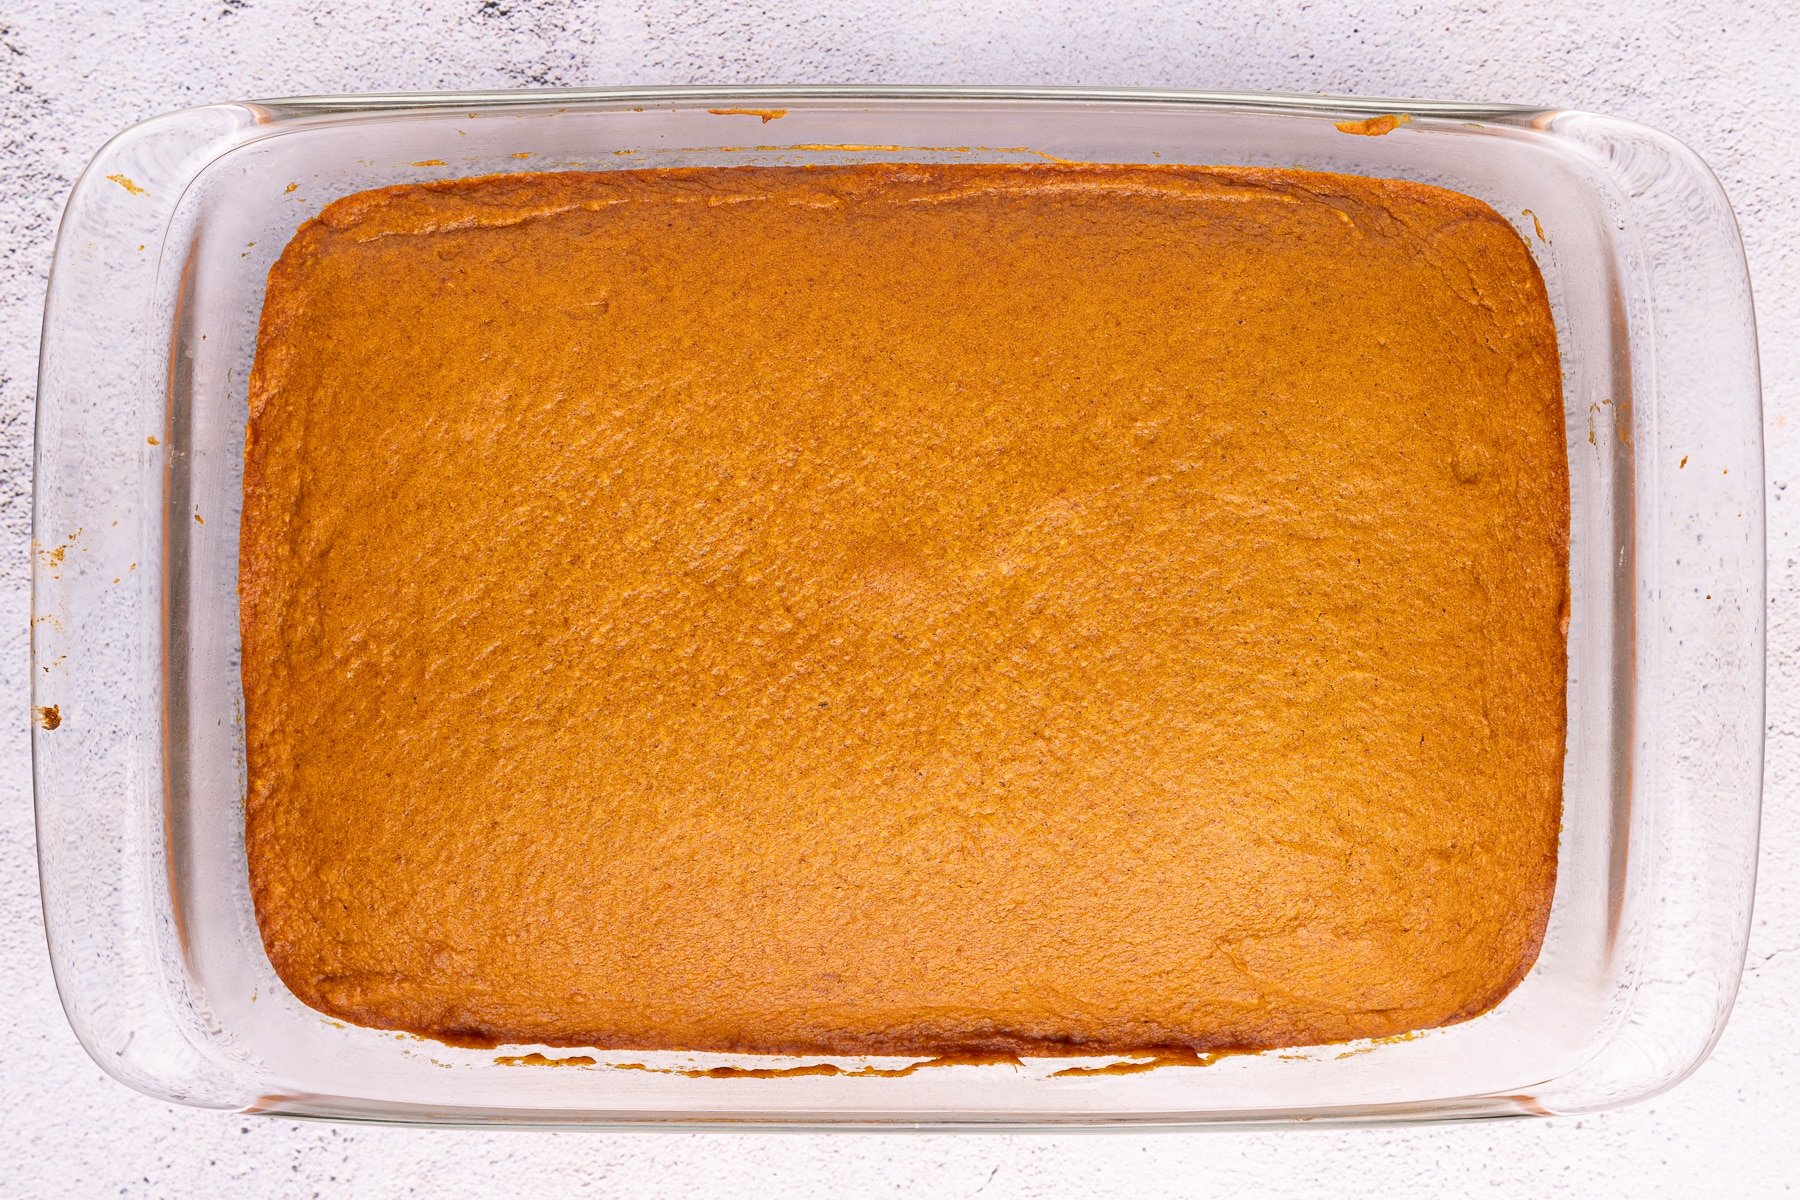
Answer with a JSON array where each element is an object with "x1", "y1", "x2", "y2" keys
[{"x1": 3, "y1": 2, "x2": 1794, "y2": 1196}]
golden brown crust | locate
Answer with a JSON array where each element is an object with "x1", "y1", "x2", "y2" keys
[{"x1": 242, "y1": 164, "x2": 1567, "y2": 1056}]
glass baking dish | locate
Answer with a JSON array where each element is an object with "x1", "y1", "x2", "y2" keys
[{"x1": 32, "y1": 85, "x2": 1763, "y2": 1128}]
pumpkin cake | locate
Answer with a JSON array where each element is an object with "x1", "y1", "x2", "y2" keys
[{"x1": 241, "y1": 163, "x2": 1568, "y2": 1056}]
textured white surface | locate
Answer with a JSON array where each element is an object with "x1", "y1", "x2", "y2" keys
[{"x1": 3, "y1": 2, "x2": 1795, "y2": 1196}]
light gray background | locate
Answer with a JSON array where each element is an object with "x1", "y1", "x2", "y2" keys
[{"x1": 3, "y1": 2, "x2": 1794, "y2": 1196}]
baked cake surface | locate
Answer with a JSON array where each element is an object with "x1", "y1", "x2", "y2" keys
[{"x1": 242, "y1": 163, "x2": 1568, "y2": 1055}]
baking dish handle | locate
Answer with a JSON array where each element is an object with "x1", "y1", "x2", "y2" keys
[
  {"x1": 33, "y1": 103, "x2": 266, "y2": 1108},
  {"x1": 1530, "y1": 110, "x2": 1763, "y2": 1115}
]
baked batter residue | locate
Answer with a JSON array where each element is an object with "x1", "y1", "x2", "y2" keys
[
  {"x1": 707, "y1": 107, "x2": 789, "y2": 123},
  {"x1": 495, "y1": 1053, "x2": 598, "y2": 1067},
  {"x1": 1335, "y1": 113, "x2": 1412, "y2": 136},
  {"x1": 1050, "y1": 1048, "x2": 1225, "y2": 1077},
  {"x1": 616, "y1": 1052, "x2": 1024, "y2": 1078}
]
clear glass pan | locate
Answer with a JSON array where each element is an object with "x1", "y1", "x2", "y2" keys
[{"x1": 32, "y1": 85, "x2": 1763, "y2": 1127}]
